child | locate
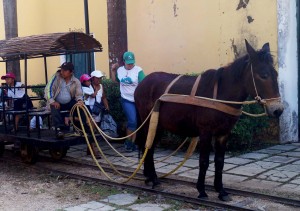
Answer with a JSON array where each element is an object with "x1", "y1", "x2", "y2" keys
[
  {"x1": 80, "y1": 73, "x2": 101, "y2": 158},
  {"x1": 80, "y1": 74, "x2": 94, "y2": 112}
]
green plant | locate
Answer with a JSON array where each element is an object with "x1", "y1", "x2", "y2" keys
[
  {"x1": 31, "y1": 84, "x2": 46, "y2": 107},
  {"x1": 31, "y1": 84, "x2": 46, "y2": 98},
  {"x1": 102, "y1": 79, "x2": 126, "y2": 135},
  {"x1": 227, "y1": 102, "x2": 269, "y2": 152}
]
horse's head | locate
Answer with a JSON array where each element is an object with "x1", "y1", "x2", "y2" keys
[{"x1": 244, "y1": 40, "x2": 284, "y2": 117}]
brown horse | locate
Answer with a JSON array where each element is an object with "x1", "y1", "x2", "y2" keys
[{"x1": 134, "y1": 40, "x2": 284, "y2": 201}]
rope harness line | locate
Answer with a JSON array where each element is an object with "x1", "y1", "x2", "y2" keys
[{"x1": 70, "y1": 103, "x2": 200, "y2": 182}]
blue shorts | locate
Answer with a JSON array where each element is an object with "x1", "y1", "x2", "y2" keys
[{"x1": 121, "y1": 98, "x2": 137, "y2": 131}]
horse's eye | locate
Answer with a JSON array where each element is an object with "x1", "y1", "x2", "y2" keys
[{"x1": 259, "y1": 72, "x2": 269, "y2": 79}]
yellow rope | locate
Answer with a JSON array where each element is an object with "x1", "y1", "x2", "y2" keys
[
  {"x1": 70, "y1": 104, "x2": 139, "y2": 163},
  {"x1": 154, "y1": 137, "x2": 188, "y2": 164},
  {"x1": 71, "y1": 104, "x2": 151, "y2": 182},
  {"x1": 76, "y1": 105, "x2": 114, "y2": 180},
  {"x1": 160, "y1": 137, "x2": 198, "y2": 178}
]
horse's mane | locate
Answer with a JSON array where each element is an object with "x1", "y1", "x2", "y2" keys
[
  {"x1": 200, "y1": 48, "x2": 274, "y2": 86},
  {"x1": 226, "y1": 48, "x2": 274, "y2": 81}
]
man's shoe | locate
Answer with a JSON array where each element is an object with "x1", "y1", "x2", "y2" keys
[{"x1": 56, "y1": 131, "x2": 64, "y2": 139}]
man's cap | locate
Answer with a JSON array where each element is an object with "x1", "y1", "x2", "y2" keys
[
  {"x1": 80, "y1": 74, "x2": 92, "y2": 83},
  {"x1": 1, "y1": 72, "x2": 16, "y2": 80},
  {"x1": 58, "y1": 62, "x2": 74, "y2": 71},
  {"x1": 91, "y1": 70, "x2": 104, "y2": 78},
  {"x1": 123, "y1": 51, "x2": 135, "y2": 64}
]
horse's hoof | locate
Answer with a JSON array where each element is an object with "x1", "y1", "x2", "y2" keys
[
  {"x1": 151, "y1": 180, "x2": 161, "y2": 189},
  {"x1": 145, "y1": 178, "x2": 161, "y2": 188},
  {"x1": 145, "y1": 178, "x2": 151, "y2": 186},
  {"x1": 197, "y1": 192, "x2": 208, "y2": 199},
  {"x1": 218, "y1": 194, "x2": 231, "y2": 201},
  {"x1": 218, "y1": 193, "x2": 231, "y2": 201}
]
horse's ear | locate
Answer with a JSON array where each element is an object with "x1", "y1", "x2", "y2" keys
[
  {"x1": 245, "y1": 39, "x2": 257, "y2": 60},
  {"x1": 262, "y1": 42, "x2": 270, "y2": 53}
]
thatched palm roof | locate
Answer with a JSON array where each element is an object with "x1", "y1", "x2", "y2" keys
[{"x1": 0, "y1": 32, "x2": 102, "y2": 61}]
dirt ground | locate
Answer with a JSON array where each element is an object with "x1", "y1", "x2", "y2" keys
[
  {"x1": 0, "y1": 161, "x2": 108, "y2": 211},
  {"x1": 0, "y1": 159, "x2": 203, "y2": 211}
]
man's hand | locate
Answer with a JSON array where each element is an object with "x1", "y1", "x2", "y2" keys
[
  {"x1": 51, "y1": 102, "x2": 60, "y2": 109},
  {"x1": 76, "y1": 100, "x2": 84, "y2": 106}
]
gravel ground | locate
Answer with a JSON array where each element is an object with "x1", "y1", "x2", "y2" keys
[{"x1": 0, "y1": 161, "x2": 105, "y2": 211}]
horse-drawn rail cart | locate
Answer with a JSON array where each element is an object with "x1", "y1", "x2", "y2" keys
[{"x1": 0, "y1": 32, "x2": 102, "y2": 163}]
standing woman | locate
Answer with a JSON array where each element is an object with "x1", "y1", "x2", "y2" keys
[
  {"x1": 90, "y1": 70, "x2": 109, "y2": 124},
  {"x1": 111, "y1": 51, "x2": 146, "y2": 151}
]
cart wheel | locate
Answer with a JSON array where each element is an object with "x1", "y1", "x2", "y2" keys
[
  {"x1": 20, "y1": 143, "x2": 39, "y2": 164},
  {"x1": 0, "y1": 142, "x2": 4, "y2": 157},
  {"x1": 49, "y1": 147, "x2": 68, "y2": 161}
]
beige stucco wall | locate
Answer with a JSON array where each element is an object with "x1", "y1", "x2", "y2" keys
[
  {"x1": 127, "y1": 0, "x2": 278, "y2": 75},
  {"x1": 0, "y1": 0, "x2": 278, "y2": 83}
]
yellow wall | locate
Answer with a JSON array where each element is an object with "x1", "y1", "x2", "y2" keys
[
  {"x1": 127, "y1": 0, "x2": 278, "y2": 74},
  {"x1": 0, "y1": 0, "x2": 278, "y2": 83},
  {"x1": 0, "y1": 0, "x2": 108, "y2": 85}
]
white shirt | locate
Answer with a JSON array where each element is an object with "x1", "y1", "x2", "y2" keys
[
  {"x1": 84, "y1": 84, "x2": 103, "y2": 122},
  {"x1": 7, "y1": 82, "x2": 25, "y2": 99},
  {"x1": 117, "y1": 65, "x2": 143, "y2": 102},
  {"x1": 82, "y1": 85, "x2": 94, "y2": 106}
]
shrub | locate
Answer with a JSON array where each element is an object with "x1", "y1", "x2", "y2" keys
[
  {"x1": 30, "y1": 84, "x2": 46, "y2": 107},
  {"x1": 30, "y1": 84, "x2": 46, "y2": 98},
  {"x1": 102, "y1": 79, "x2": 126, "y2": 136},
  {"x1": 227, "y1": 102, "x2": 269, "y2": 152}
]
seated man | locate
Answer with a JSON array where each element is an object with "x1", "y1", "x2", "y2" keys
[
  {"x1": 1, "y1": 72, "x2": 33, "y2": 131},
  {"x1": 44, "y1": 62, "x2": 83, "y2": 139}
]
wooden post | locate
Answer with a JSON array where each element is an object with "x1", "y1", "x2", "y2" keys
[
  {"x1": 107, "y1": 0, "x2": 128, "y2": 77},
  {"x1": 3, "y1": 0, "x2": 20, "y2": 81}
]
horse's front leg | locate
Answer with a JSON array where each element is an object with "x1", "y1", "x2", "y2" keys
[
  {"x1": 214, "y1": 135, "x2": 231, "y2": 201},
  {"x1": 143, "y1": 146, "x2": 160, "y2": 188},
  {"x1": 196, "y1": 134, "x2": 212, "y2": 198},
  {"x1": 143, "y1": 129, "x2": 162, "y2": 188}
]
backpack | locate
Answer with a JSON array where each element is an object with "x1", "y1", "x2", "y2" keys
[{"x1": 100, "y1": 112, "x2": 118, "y2": 138}]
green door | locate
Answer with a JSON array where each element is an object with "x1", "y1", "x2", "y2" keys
[{"x1": 66, "y1": 53, "x2": 94, "y2": 78}]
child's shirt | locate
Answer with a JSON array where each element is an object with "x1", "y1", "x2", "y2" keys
[{"x1": 82, "y1": 85, "x2": 94, "y2": 106}]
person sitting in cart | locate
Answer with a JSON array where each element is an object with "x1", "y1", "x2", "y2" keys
[
  {"x1": 44, "y1": 62, "x2": 84, "y2": 139},
  {"x1": 1, "y1": 72, "x2": 33, "y2": 132}
]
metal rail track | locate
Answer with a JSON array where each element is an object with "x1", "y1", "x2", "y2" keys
[
  {"x1": 56, "y1": 156, "x2": 300, "y2": 208},
  {"x1": 1, "y1": 155, "x2": 255, "y2": 211},
  {"x1": 2, "y1": 153, "x2": 300, "y2": 210}
]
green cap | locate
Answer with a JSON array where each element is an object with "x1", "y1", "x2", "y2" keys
[{"x1": 123, "y1": 51, "x2": 135, "y2": 64}]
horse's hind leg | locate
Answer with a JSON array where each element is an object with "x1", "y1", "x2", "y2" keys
[
  {"x1": 214, "y1": 135, "x2": 231, "y2": 201},
  {"x1": 196, "y1": 134, "x2": 212, "y2": 198}
]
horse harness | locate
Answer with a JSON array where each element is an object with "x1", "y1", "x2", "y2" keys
[{"x1": 159, "y1": 75, "x2": 242, "y2": 116}]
